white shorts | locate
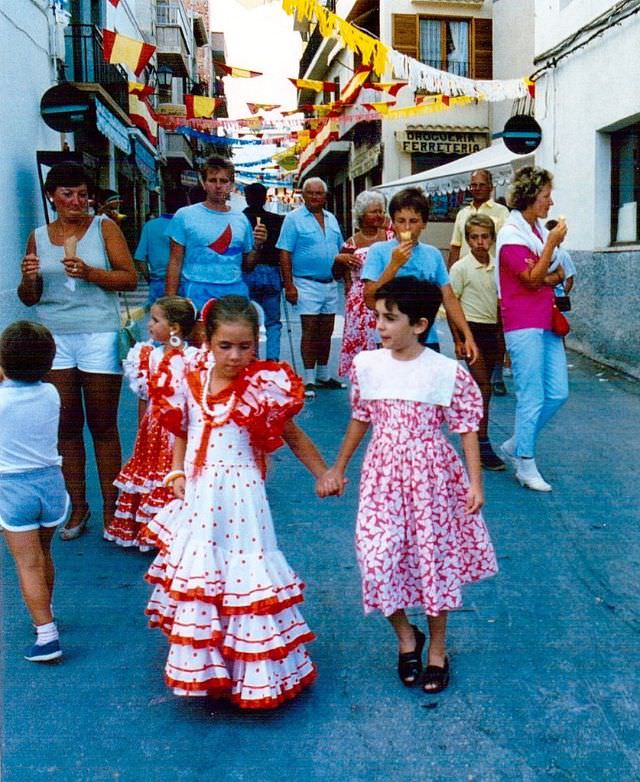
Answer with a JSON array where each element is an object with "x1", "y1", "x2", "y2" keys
[
  {"x1": 52, "y1": 331, "x2": 122, "y2": 374},
  {"x1": 292, "y1": 276, "x2": 338, "y2": 316}
]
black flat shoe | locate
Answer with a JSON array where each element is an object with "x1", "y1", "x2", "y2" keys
[
  {"x1": 422, "y1": 656, "x2": 450, "y2": 694},
  {"x1": 397, "y1": 625, "x2": 426, "y2": 686}
]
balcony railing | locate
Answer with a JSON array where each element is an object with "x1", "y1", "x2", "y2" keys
[
  {"x1": 420, "y1": 58, "x2": 470, "y2": 78},
  {"x1": 64, "y1": 24, "x2": 129, "y2": 113},
  {"x1": 157, "y1": 1, "x2": 192, "y2": 56}
]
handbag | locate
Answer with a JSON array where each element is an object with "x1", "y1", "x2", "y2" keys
[
  {"x1": 554, "y1": 281, "x2": 571, "y2": 312},
  {"x1": 118, "y1": 293, "x2": 143, "y2": 361},
  {"x1": 551, "y1": 304, "x2": 571, "y2": 337}
]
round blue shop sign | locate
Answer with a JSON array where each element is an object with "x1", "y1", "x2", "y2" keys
[
  {"x1": 503, "y1": 114, "x2": 542, "y2": 154},
  {"x1": 40, "y1": 84, "x2": 92, "y2": 133}
]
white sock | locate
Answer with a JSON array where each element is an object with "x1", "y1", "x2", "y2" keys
[
  {"x1": 316, "y1": 364, "x2": 329, "y2": 382},
  {"x1": 304, "y1": 368, "x2": 316, "y2": 385},
  {"x1": 35, "y1": 621, "x2": 58, "y2": 646}
]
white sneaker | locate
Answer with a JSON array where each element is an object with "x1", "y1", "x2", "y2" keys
[
  {"x1": 515, "y1": 458, "x2": 552, "y2": 492},
  {"x1": 500, "y1": 438, "x2": 518, "y2": 469}
]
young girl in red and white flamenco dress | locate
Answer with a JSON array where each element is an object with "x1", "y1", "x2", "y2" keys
[
  {"x1": 144, "y1": 295, "x2": 328, "y2": 708},
  {"x1": 104, "y1": 296, "x2": 197, "y2": 551}
]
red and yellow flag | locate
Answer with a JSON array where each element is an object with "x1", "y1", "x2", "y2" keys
[
  {"x1": 340, "y1": 66, "x2": 372, "y2": 104},
  {"x1": 215, "y1": 62, "x2": 263, "y2": 78},
  {"x1": 289, "y1": 78, "x2": 337, "y2": 92},
  {"x1": 128, "y1": 93, "x2": 158, "y2": 145},
  {"x1": 128, "y1": 81, "x2": 154, "y2": 97},
  {"x1": 184, "y1": 95, "x2": 220, "y2": 119},
  {"x1": 247, "y1": 103, "x2": 281, "y2": 114},
  {"x1": 364, "y1": 81, "x2": 408, "y2": 97},
  {"x1": 102, "y1": 30, "x2": 155, "y2": 76}
]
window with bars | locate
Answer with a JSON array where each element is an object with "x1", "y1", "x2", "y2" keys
[
  {"x1": 419, "y1": 18, "x2": 470, "y2": 77},
  {"x1": 392, "y1": 14, "x2": 492, "y2": 80},
  {"x1": 611, "y1": 123, "x2": 640, "y2": 244}
]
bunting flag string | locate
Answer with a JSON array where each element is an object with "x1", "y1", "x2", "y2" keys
[
  {"x1": 280, "y1": 0, "x2": 531, "y2": 100},
  {"x1": 247, "y1": 103, "x2": 282, "y2": 114},
  {"x1": 215, "y1": 62, "x2": 263, "y2": 78},
  {"x1": 175, "y1": 127, "x2": 263, "y2": 145},
  {"x1": 364, "y1": 81, "x2": 408, "y2": 97},
  {"x1": 289, "y1": 77, "x2": 338, "y2": 92},
  {"x1": 128, "y1": 81, "x2": 154, "y2": 97},
  {"x1": 184, "y1": 95, "x2": 221, "y2": 119},
  {"x1": 102, "y1": 29, "x2": 155, "y2": 76},
  {"x1": 128, "y1": 92, "x2": 158, "y2": 145}
]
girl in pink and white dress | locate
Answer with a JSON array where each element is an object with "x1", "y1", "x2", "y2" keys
[
  {"x1": 145, "y1": 295, "x2": 328, "y2": 708},
  {"x1": 104, "y1": 297, "x2": 197, "y2": 551},
  {"x1": 318, "y1": 276, "x2": 497, "y2": 695}
]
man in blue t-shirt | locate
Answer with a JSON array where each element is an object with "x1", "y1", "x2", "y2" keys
[
  {"x1": 362, "y1": 187, "x2": 478, "y2": 363},
  {"x1": 134, "y1": 189, "x2": 187, "y2": 306},
  {"x1": 165, "y1": 156, "x2": 266, "y2": 313},
  {"x1": 276, "y1": 178, "x2": 344, "y2": 397}
]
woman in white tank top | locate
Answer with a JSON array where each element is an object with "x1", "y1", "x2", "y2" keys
[{"x1": 18, "y1": 162, "x2": 137, "y2": 540}]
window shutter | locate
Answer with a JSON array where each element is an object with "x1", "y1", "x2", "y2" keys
[
  {"x1": 392, "y1": 14, "x2": 418, "y2": 60},
  {"x1": 472, "y1": 18, "x2": 492, "y2": 80}
]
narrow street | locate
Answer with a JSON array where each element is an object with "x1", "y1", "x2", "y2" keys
[{"x1": 2, "y1": 322, "x2": 639, "y2": 782}]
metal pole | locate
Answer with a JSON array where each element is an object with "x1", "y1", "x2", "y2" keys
[{"x1": 281, "y1": 291, "x2": 298, "y2": 374}]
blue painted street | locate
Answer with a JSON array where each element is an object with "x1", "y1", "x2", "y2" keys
[{"x1": 2, "y1": 320, "x2": 640, "y2": 781}]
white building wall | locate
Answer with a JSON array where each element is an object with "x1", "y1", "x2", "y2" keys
[
  {"x1": 378, "y1": 0, "x2": 492, "y2": 184},
  {"x1": 534, "y1": 1, "x2": 640, "y2": 376},
  {"x1": 0, "y1": 0, "x2": 64, "y2": 327},
  {"x1": 534, "y1": 4, "x2": 640, "y2": 250},
  {"x1": 490, "y1": 0, "x2": 534, "y2": 137}
]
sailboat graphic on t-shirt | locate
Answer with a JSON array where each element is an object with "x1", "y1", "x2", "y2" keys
[{"x1": 208, "y1": 224, "x2": 232, "y2": 254}]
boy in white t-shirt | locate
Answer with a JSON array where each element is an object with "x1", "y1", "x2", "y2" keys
[{"x1": 0, "y1": 321, "x2": 68, "y2": 662}]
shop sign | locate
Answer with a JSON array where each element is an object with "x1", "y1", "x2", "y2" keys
[
  {"x1": 396, "y1": 130, "x2": 488, "y2": 155},
  {"x1": 349, "y1": 143, "x2": 381, "y2": 179},
  {"x1": 40, "y1": 84, "x2": 92, "y2": 133},
  {"x1": 180, "y1": 170, "x2": 200, "y2": 187}
]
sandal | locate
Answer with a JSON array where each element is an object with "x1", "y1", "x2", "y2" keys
[
  {"x1": 397, "y1": 625, "x2": 426, "y2": 686},
  {"x1": 422, "y1": 656, "x2": 450, "y2": 694},
  {"x1": 60, "y1": 508, "x2": 90, "y2": 541}
]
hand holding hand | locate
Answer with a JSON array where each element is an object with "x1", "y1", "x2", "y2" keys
[{"x1": 316, "y1": 467, "x2": 348, "y2": 497}]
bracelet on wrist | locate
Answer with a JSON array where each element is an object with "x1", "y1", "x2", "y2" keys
[{"x1": 163, "y1": 469, "x2": 185, "y2": 487}]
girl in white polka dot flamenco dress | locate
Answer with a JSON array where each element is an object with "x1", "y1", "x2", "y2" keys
[
  {"x1": 144, "y1": 296, "x2": 329, "y2": 708},
  {"x1": 105, "y1": 297, "x2": 197, "y2": 551}
]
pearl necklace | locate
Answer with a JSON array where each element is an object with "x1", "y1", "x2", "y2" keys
[{"x1": 200, "y1": 362, "x2": 237, "y2": 426}]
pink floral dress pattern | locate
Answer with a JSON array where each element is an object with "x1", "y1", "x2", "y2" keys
[
  {"x1": 338, "y1": 238, "x2": 377, "y2": 377},
  {"x1": 351, "y1": 352, "x2": 498, "y2": 616}
]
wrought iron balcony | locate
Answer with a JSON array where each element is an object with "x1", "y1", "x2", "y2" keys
[
  {"x1": 420, "y1": 58, "x2": 470, "y2": 78},
  {"x1": 64, "y1": 24, "x2": 129, "y2": 114}
]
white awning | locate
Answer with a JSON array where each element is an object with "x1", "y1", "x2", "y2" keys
[{"x1": 375, "y1": 140, "x2": 533, "y2": 197}]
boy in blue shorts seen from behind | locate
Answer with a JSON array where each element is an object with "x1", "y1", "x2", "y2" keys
[{"x1": 0, "y1": 321, "x2": 68, "y2": 662}]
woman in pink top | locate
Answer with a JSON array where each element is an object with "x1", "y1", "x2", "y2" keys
[{"x1": 495, "y1": 167, "x2": 568, "y2": 492}]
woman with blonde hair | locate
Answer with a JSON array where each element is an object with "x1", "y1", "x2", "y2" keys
[{"x1": 496, "y1": 166, "x2": 569, "y2": 491}]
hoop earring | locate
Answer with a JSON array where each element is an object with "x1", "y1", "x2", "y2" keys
[{"x1": 169, "y1": 331, "x2": 182, "y2": 348}]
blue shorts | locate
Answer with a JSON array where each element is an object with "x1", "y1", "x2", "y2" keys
[
  {"x1": 180, "y1": 279, "x2": 249, "y2": 314},
  {"x1": 0, "y1": 466, "x2": 70, "y2": 532}
]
